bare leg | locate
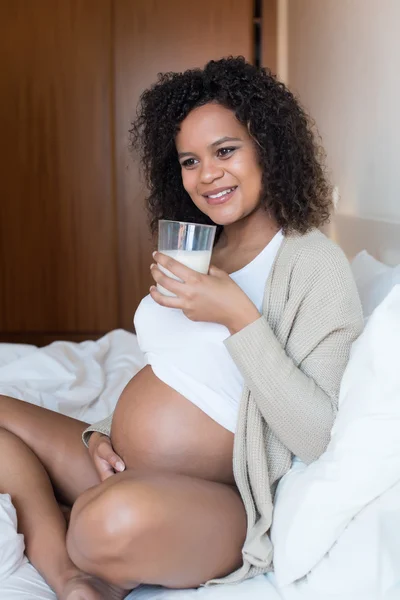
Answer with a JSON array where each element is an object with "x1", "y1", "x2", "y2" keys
[
  {"x1": 0, "y1": 395, "x2": 246, "y2": 591},
  {"x1": 0, "y1": 428, "x2": 81, "y2": 596},
  {"x1": 68, "y1": 470, "x2": 247, "y2": 589},
  {"x1": 0, "y1": 396, "x2": 127, "y2": 599},
  {"x1": 0, "y1": 394, "x2": 98, "y2": 504}
]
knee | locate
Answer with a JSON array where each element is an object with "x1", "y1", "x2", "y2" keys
[{"x1": 67, "y1": 478, "x2": 160, "y2": 576}]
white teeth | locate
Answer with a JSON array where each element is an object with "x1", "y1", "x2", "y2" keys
[{"x1": 208, "y1": 187, "x2": 235, "y2": 199}]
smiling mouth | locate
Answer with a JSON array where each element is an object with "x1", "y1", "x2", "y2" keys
[{"x1": 204, "y1": 186, "x2": 238, "y2": 205}]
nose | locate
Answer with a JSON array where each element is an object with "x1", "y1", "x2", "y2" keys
[{"x1": 199, "y1": 157, "x2": 224, "y2": 184}]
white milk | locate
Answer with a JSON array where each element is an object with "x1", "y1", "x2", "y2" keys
[{"x1": 157, "y1": 249, "x2": 212, "y2": 297}]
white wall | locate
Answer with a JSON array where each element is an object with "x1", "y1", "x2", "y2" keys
[{"x1": 286, "y1": 0, "x2": 400, "y2": 222}]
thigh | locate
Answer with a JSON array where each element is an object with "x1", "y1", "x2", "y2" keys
[
  {"x1": 69, "y1": 470, "x2": 247, "y2": 589},
  {"x1": 139, "y1": 474, "x2": 247, "y2": 587},
  {"x1": 0, "y1": 394, "x2": 100, "y2": 504}
]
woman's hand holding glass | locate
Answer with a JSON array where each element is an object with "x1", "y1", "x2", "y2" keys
[{"x1": 150, "y1": 252, "x2": 261, "y2": 334}]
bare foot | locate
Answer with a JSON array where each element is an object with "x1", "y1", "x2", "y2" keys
[{"x1": 60, "y1": 573, "x2": 129, "y2": 600}]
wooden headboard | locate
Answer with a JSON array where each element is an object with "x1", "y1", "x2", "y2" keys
[{"x1": 324, "y1": 214, "x2": 400, "y2": 267}]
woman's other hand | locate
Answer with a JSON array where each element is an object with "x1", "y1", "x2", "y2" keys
[
  {"x1": 150, "y1": 252, "x2": 261, "y2": 334},
  {"x1": 88, "y1": 432, "x2": 125, "y2": 481}
]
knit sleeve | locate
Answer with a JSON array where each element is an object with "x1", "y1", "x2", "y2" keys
[
  {"x1": 224, "y1": 247, "x2": 363, "y2": 464},
  {"x1": 82, "y1": 413, "x2": 113, "y2": 448}
]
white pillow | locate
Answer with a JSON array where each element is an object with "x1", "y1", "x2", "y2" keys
[
  {"x1": 351, "y1": 250, "x2": 400, "y2": 319},
  {"x1": 271, "y1": 285, "x2": 400, "y2": 586}
]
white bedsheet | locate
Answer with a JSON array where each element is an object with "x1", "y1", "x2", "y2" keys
[{"x1": 0, "y1": 331, "x2": 399, "y2": 600}]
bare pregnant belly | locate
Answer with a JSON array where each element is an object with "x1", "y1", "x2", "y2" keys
[{"x1": 110, "y1": 365, "x2": 235, "y2": 485}]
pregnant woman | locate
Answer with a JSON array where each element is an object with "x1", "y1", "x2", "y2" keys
[{"x1": 0, "y1": 57, "x2": 363, "y2": 599}]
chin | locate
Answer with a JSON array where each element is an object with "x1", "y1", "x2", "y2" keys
[
  {"x1": 193, "y1": 198, "x2": 242, "y2": 226},
  {"x1": 210, "y1": 217, "x2": 237, "y2": 227},
  {"x1": 208, "y1": 208, "x2": 243, "y2": 227}
]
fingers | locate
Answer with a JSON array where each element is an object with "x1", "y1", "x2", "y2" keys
[
  {"x1": 153, "y1": 251, "x2": 200, "y2": 282},
  {"x1": 96, "y1": 439, "x2": 125, "y2": 472},
  {"x1": 91, "y1": 436, "x2": 125, "y2": 481},
  {"x1": 150, "y1": 264, "x2": 186, "y2": 296},
  {"x1": 95, "y1": 458, "x2": 115, "y2": 482},
  {"x1": 149, "y1": 285, "x2": 185, "y2": 308},
  {"x1": 208, "y1": 265, "x2": 228, "y2": 277}
]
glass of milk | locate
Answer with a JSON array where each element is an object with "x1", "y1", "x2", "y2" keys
[{"x1": 157, "y1": 220, "x2": 217, "y2": 296}]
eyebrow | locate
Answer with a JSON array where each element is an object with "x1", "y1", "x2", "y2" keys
[{"x1": 177, "y1": 136, "x2": 242, "y2": 159}]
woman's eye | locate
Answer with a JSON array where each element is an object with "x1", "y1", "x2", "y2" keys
[
  {"x1": 181, "y1": 158, "x2": 198, "y2": 168},
  {"x1": 217, "y1": 147, "x2": 236, "y2": 158}
]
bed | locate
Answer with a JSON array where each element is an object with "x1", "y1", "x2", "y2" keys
[{"x1": 1, "y1": 215, "x2": 400, "y2": 600}]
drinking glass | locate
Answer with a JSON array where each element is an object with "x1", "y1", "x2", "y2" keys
[{"x1": 157, "y1": 220, "x2": 217, "y2": 296}]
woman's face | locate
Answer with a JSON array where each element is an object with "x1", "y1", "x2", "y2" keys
[{"x1": 175, "y1": 103, "x2": 263, "y2": 226}]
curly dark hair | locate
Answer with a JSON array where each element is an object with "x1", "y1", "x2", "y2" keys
[{"x1": 130, "y1": 56, "x2": 332, "y2": 237}]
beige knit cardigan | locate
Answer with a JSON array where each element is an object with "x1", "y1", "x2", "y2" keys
[{"x1": 83, "y1": 229, "x2": 363, "y2": 585}]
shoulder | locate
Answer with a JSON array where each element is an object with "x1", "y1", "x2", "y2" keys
[
  {"x1": 274, "y1": 229, "x2": 362, "y2": 320},
  {"x1": 278, "y1": 228, "x2": 353, "y2": 283},
  {"x1": 284, "y1": 228, "x2": 347, "y2": 265}
]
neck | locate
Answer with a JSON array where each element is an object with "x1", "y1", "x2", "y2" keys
[{"x1": 219, "y1": 206, "x2": 279, "y2": 250}]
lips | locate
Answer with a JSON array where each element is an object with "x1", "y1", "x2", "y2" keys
[{"x1": 202, "y1": 186, "x2": 238, "y2": 206}]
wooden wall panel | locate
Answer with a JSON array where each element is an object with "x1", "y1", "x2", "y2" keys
[
  {"x1": 262, "y1": 0, "x2": 278, "y2": 73},
  {"x1": 0, "y1": 1, "x2": 118, "y2": 341},
  {"x1": 114, "y1": 0, "x2": 254, "y2": 330}
]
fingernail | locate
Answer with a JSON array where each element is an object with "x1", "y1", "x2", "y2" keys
[
  {"x1": 149, "y1": 285, "x2": 155, "y2": 292},
  {"x1": 152, "y1": 251, "x2": 157, "y2": 258},
  {"x1": 116, "y1": 461, "x2": 125, "y2": 472},
  {"x1": 150, "y1": 263, "x2": 156, "y2": 269}
]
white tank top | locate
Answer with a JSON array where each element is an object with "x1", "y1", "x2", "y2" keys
[{"x1": 134, "y1": 230, "x2": 283, "y2": 432}]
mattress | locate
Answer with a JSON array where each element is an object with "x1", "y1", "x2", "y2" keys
[{"x1": 0, "y1": 331, "x2": 399, "y2": 600}]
